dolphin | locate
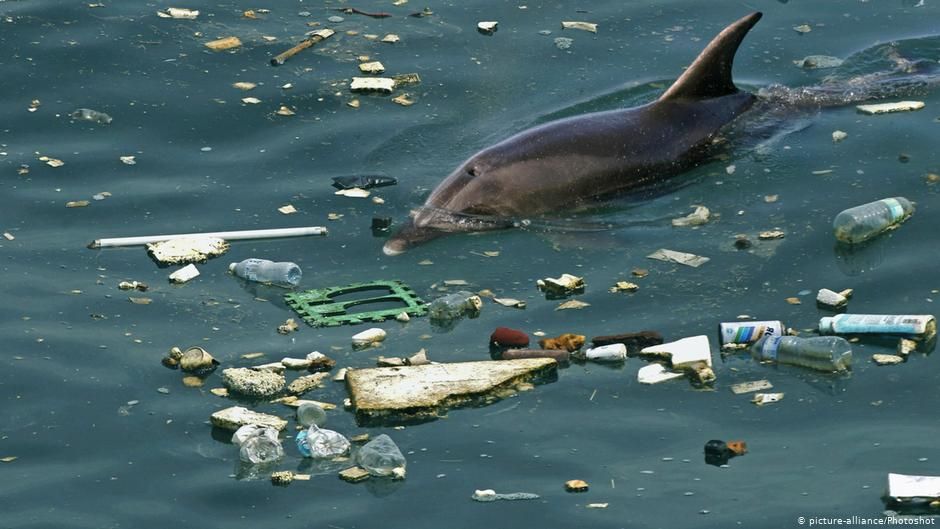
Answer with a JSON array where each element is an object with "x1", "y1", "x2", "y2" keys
[{"x1": 383, "y1": 12, "x2": 764, "y2": 256}]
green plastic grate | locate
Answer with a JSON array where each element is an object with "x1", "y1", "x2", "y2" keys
[{"x1": 284, "y1": 280, "x2": 427, "y2": 327}]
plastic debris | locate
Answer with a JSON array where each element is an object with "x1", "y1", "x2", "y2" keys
[
  {"x1": 392, "y1": 94, "x2": 415, "y2": 106},
  {"x1": 285, "y1": 280, "x2": 427, "y2": 327},
  {"x1": 118, "y1": 280, "x2": 148, "y2": 291},
  {"x1": 429, "y1": 291, "x2": 482, "y2": 322},
  {"x1": 205, "y1": 36, "x2": 242, "y2": 51},
  {"x1": 490, "y1": 327, "x2": 530, "y2": 351},
  {"x1": 230, "y1": 258, "x2": 301, "y2": 288},
  {"x1": 334, "y1": 187, "x2": 371, "y2": 198},
  {"x1": 119, "y1": 155, "x2": 136, "y2": 165},
  {"x1": 561, "y1": 21, "x2": 597, "y2": 33},
  {"x1": 638, "y1": 364, "x2": 684, "y2": 384},
  {"x1": 296, "y1": 425, "x2": 350, "y2": 458},
  {"x1": 492, "y1": 297, "x2": 525, "y2": 308},
  {"x1": 179, "y1": 346, "x2": 218, "y2": 375},
  {"x1": 793, "y1": 24, "x2": 812, "y2": 34},
  {"x1": 642, "y1": 335, "x2": 712, "y2": 368},
  {"x1": 537, "y1": 273, "x2": 584, "y2": 296},
  {"x1": 70, "y1": 108, "x2": 112, "y2": 124},
  {"x1": 758, "y1": 230, "x2": 785, "y2": 240},
  {"x1": 169, "y1": 264, "x2": 199, "y2": 283},
  {"x1": 833, "y1": 197, "x2": 913, "y2": 244},
  {"x1": 66, "y1": 200, "x2": 89, "y2": 208},
  {"x1": 157, "y1": 7, "x2": 199, "y2": 19},
  {"x1": 898, "y1": 338, "x2": 917, "y2": 357},
  {"x1": 352, "y1": 328, "x2": 386, "y2": 348},
  {"x1": 817, "y1": 288, "x2": 851, "y2": 308},
  {"x1": 233, "y1": 81, "x2": 256, "y2": 91},
  {"x1": 147, "y1": 237, "x2": 229, "y2": 265},
  {"x1": 89, "y1": 226, "x2": 327, "y2": 249},
  {"x1": 472, "y1": 489, "x2": 540, "y2": 502},
  {"x1": 350, "y1": 77, "x2": 396, "y2": 93},
  {"x1": 382, "y1": 34, "x2": 400, "y2": 43},
  {"x1": 556, "y1": 299, "x2": 589, "y2": 311},
  {"x1": 332, "y1": 175, "x2": 397, "y2": 190},
  {"x1": 719, "y1": 320, "x2": 784, "y2": 345},
  {"x1": 820, "y1": 314, "x2": 936, "y2": 339},
  {"x1": 704, "y1": 439, "x2": 747, "y2": 466},
  {"x1": 752, "y1": 392, "x2": 784, "y2": 406},
  {"x1": 729, "y1": 380, "x2": 773, "y2": 394},
  {"x1": 277, "y1": 318, "x2": 299, "y2": 334},
  {"x1": 647, "y1": 248, "x2": 710, "y2": 267},
  {"x1": 2, "y1": 232, "x2": 14, "y2": 241},
  {"x1": 345, "y1": 359, "x2": 557, "y2": 425},
  {"x1": 856, "y1": 101, "x2": 925, "y2": 115},
  {"x1": 222, "y1": 368, "x2": 285, "y2": 398},
  {"x1": 270, "y1": 29, "x2": 334, "y2": 66},
  {"x1": 275, "y1": 106, "x2": 295, "y2": 116},
  {"x1": 885, "y1": 473, "x2": 940, "y2": 504},
  {"x1": 832, "y1": 130, "x2": 848, "y2": 142},
  {"x1": 581, "y1": 343, "x2": 626, "y2": 362},
  {"x1": 477, "y1": 21, "x2": 498, "y2": 34},
  {"x1": 609, "y1": 281, "x2": 639, "y2": 293},
  {"x1": 357, "y1": 434, "x2": 406, "y2": 478},
  {"x1": 210, "y1": 406, "x2": 288, "y2": 431},
  {"x1": 233, "y1": 426, "x2": 283, "y2": 464}
]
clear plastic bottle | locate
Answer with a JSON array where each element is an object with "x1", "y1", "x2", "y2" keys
[
  {"x1": 296, "y1": 402, "x2": 327, "y2": 428},
  {"x1": 356, "y1": 434, "x2": 406, "y2": 478},
  {"x1": 229, "y1": 258, "x2": 301, "y2": 288},
  {"x1": 235, "y1": 428, "x2": 284, "y2": 464},
  {"x1": 750, "y1": 335, "x2": 852, "y2": 372},
  {"x1": 295, "y1": 425, "x2": 349, "y2": 459},
  {"x1": 832, "y1": 197, "x2": 913, "y2": 244},
  {"x1": 428, "y1": 291, "x2": 482, "y2": 321}
]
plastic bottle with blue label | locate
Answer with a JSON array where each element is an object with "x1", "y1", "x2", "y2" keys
[
  {"x1": 819, "y1": 314, "x2": 936, "y2": 339},
  {"x1": 750, "y1": 335, "x2": 852, "y2": 372},
  {"x1": 832, "y1": 197, "x2": 913, "y2": 244}
]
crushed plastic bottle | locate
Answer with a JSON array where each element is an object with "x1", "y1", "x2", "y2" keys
[
  {"x1": 428, "y1": 291, "x2": 482, "y2": 322},
  {"x1": 232, "y1": 425, "x2": 284, "y2": 464},
  {"x1": 750, "y1": 335, "x2": 852, "y2": 373},
  {"x1": 832, "y1": 197, "x2": 913, "y2": 244},
  {"x1": 295, "y1": 425, "x2": 350, "y2": 458},
  {"x1": 70, "y1": 108, "x2": 113, "y2": 125},
  {"x1": 229, "y1": 258, "x2": 301, "y2": 288},
  {"x1": 356, "y1": 434, "x2": 406, "y2": 478},
  {"x1": 296, "y1": 402, "x2": 327, "y2": 427}
]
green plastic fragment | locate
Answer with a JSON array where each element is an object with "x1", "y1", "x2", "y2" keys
[{"x1": 284, "y1": 280, "x2": 427, "y2": 327}]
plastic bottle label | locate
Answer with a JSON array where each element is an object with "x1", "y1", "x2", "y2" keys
[
  {"x1": 720, "y1": 321, "x2": 783, "y2": 344},
  {"x1": 758, "y1": 336, "x2": 782, "y2": 361},
  {"x1": 828, "y1": 314, "x2": 934, "y2": 335},
  {"x1": 882, "y1": 198, "x2": 905, "y2": 221}
]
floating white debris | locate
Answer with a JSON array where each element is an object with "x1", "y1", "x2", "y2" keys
[
  {"x1": 352, "y1": 328, "x2": 386, "y2": 347},
  {"x1": 555, "y1": 299, "x2": 589, "y2": 311},
  {"x1": 233, "y1": 81, "x2": 256, "y2": 91},
  {"x1": 758, "y1": 230, "x2": 785, "y2": 240},
  {"x1": 477, "y1": 21, "x2": 498, "y2": 34},
  {"x1": 672, "y1": 205, "x2": 710, "y2": 227},
  {"x1": 2, "y1": 232, "x2": 14, "y2": 241},
  {"x1": 647, "y1": 248, "x2": 710, "y2": 268},
  {"x1": 350, "y1": 77, "x2": 396, "y2": 93},
  {"x1": 793, "y1": 24, "x2": 812, "y2": 34},
  {"x1": 561, "y1": 21, "x2": 597, "y2": 33},
  {"x1": 242, "y1": 97, "x2": 261, "y2": 104},
  {"x1": 169, "y1": 263, "x2": 200, "y2": 283},
  {"x1": 729, "y1": 380, "x2": 773, "y2": 395},
  {"x1": 334, "y1": 187, "x2": 371, "y2": 198},
  {"x1": 204, "y1": 36, "x2": 242, "y2": 51},
  {"x1": 537, "y1": 273, "x2": 584, "y2": 295},
  {"x1": 752, "y1": 392, "x2": 784, "y2": 406},
  {"x1": 886, "y1": 473, "x2": 940, "y2": 500},
  {"x1": 278, "y1": 204, "x2": 297, "y2": 214},
  {"x1": 816, "y1": 288, "x2": 849, "y2": 308},
  {"x1": 493, "y1": 298, "x2": 526, "y2": 309},
  {"x1": 119, "y1": 155, "x2": 136, "y2": 165},
  {"x1": 832, "y1": 130, "x2": 848, "y2": 142},
  {"x1": 157, "y1": 7, "x2": 199, "y2": 19},
  {"x1": 796, "y1": 55, "x2": 843, "y2": 69},
  {"x1": 856, "y1": 101, "x2": 925, "y2": 115},
  {"x1": 872, "y1": 354, "x2": 904, "y2": 366},
  {"x1": 147, "y1": 236, "x2": 230, "y2": 265},
  {"x1": 637, "y1": 364, "x2": 684, "y2": 384},
  {"x1": 381, "y1": 34, "x2": 400, "y2": 44},
  {"x1": 275, "y1": 106, "x2": 295, "y2": 116},
  {"x1": 641, "y1": 335, "x2": 711, "y2": 368}
]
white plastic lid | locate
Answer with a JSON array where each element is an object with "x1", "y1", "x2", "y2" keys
[{"x1": 819, "y1": 317, "x2": 834, "y2": 333}]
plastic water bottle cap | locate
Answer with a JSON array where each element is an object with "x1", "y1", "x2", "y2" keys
[{"x1": 819, "y1": 317, "x2": 834, "y2": 333}]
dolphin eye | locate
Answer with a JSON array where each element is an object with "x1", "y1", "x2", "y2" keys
[{"x1": 467, "y1": 166, "x2": 479, "y2": 176}]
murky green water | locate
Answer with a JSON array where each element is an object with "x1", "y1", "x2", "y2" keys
[{"x1": 2, "y1": 1, "x2": 939, "y2": 527}]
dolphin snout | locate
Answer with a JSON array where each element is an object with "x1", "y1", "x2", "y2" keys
[{"x1": 381, "y1": 217, "x2": 444, "y2": 256}]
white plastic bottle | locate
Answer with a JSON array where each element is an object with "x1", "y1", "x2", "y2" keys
[
  {"x1": 832, "y1": 197, "x2": 913, "y2": 244},
  {"x1": 819, "y1": 314, "x2": 936, "y2": 338},
  {"x1": 750, "y1": 335, "x2": 852, "y2": 372},
  {"x1": 229, "y1": 258, "x2": 301, "y2": 288}
]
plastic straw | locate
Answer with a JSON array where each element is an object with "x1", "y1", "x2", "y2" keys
[{"x1": 88, "y1": 226, "x2": 328, "y2": 249}]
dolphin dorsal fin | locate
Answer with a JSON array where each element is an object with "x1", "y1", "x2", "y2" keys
[{"x1": 659, "y1": 12, "x2": 762, "y2": 101}]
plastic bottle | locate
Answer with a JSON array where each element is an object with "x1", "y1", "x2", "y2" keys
[
  {"x1": 428, "y1": 291, "x2": 482, "y2": 321},
  {"x1": 232, "y1": 426, "x2": 284, "y2": 464},
  {"x1": 356, "y1": 434, "x2": 406, "y2": 478},
  {"x1": 819, "y1": 314, "x2": 936, "y2": 338},
  {"x1": 229, "y1": 258, "x2": 301, "y2": 288},
  {"x1": 750, "y1": 335, "x2": 852, "y2": 372},
  {"x1": 832, "y1": 197, "x2": 913, "y2": 244},
  {"x1": 295, "y1": 425, "x2": 349, "y2": 458},
  {"x1": 296, "y1": 402, "x2": 327, "y2": 428}
]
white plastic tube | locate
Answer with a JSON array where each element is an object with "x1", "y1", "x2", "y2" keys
[{"x1": 88, "y1": 226, "x2": 328, "y2": 249}]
